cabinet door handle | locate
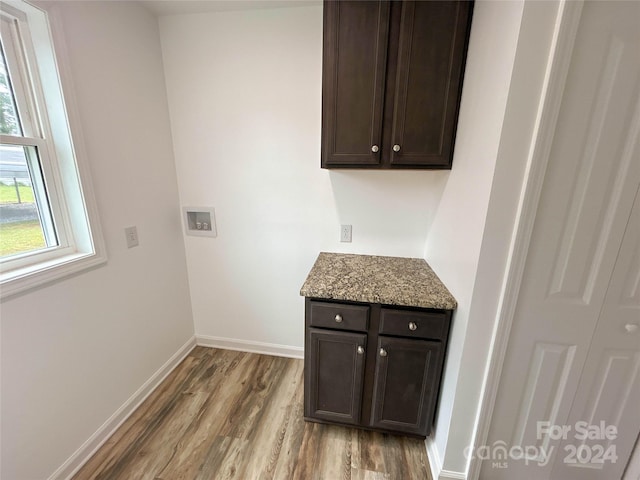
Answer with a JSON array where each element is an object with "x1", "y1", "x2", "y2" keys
[
  {"x1": 625, "y1": 323, "x2": 639, "y2": 333},
  {"x1": 334, "y1": 314, "x2": 343, "y2": 323},
  {"x1": 392, "y1": 144, "x2": 401, "y2": 152},
  {"x1": 357, "y1": 345, "x2": 365, "y2": 355},
  {"x1": 408, "y1": 321, "x2": 417, "y2": 331},
  {"x1": 379, "y1": 348, "x2": 387, "y2": 357},
  {"x1": 371, "y1": 145, "x2": 379, "y2": 153}
]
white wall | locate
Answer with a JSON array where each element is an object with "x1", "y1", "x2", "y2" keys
[
  {"x1": 423, "y1": 0, "x2": 524, "y2": 472},
  {"x1": 159, "y1": 6, "x2": 448, "y2": 349},
  {"x1": 0, "y1": 2, "x2": 193, "y2": 479},
  {"x1": 424, "y1": 1, "x2": 561, "y2": 477}
]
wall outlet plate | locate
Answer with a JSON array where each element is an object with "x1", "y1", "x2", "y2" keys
[
  {"x1": 183, "y1": 207, "x2": 217, "y2": 237},
  {"x1": 340, "y1": 224, "x2": 352, "y2": 243},
  {"x1": 124, "y1": 226, "x2": 139, "y2": 248}
]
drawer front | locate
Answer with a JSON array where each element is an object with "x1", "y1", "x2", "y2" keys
[
  {"x1": 379, "y1": 308, "x2": 449, "y2": 341},
  {"x1": 310, "y1": 301, "x2": 369, "y2": 332}
]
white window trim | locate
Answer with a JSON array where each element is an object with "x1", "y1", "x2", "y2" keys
[{"x1": 0, "y1": 0, "x2": 106, "y2": 300}]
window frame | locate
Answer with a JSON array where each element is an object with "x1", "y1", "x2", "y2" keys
[{"x1": 0, "y1": 0, "x2": 106, "y2": 299}]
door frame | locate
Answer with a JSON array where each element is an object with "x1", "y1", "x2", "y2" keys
[
  {"x1": 467, "y1": 1, "x2": 585, "y2": 478},
  {"x1": 624, "y1": 435, "x2": 640, "y2": 479}
]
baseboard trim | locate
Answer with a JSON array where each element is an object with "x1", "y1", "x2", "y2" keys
[
  {"x1": 426, "y1": 437, "x2": 443, "y2": 480},
  {"x1": 49, "y1": 336, "x2": 197, "y2": 480},
  {"x1": 440, "y1": 469, "x2": 467, "y2": 480},
  {"x1": 426, "y1": 437, "x2": 467, "y2": 480},
  {"x1": 196, "y1": 335, "x2": 304, "y2": 359}
]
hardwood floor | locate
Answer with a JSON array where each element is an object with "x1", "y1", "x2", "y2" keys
[{"x1": 73, "y1": 347, "x2": 432, "y2": 480}]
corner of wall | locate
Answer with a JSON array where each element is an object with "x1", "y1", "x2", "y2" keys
[
  {"x1": 427, "y1": 0, "x2": 563, "y2": 477},
  {"x1": 423, "y1": 0, "x2": 529, "y2": 472}
]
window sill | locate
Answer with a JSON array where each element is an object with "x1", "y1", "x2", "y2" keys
[{"x1": 0, "y1": 249, "x2": 107, "y2": 300}]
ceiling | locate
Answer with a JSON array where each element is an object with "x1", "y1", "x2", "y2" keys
[{"x1": 140, "y1": 0, "x2": 321, "y2": 16}]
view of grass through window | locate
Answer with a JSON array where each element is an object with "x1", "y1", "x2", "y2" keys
[
  {"x1": 0, "y1": 39, "x2": 48, "y2": 259},
  {"x1": 0, "y1": 182, "x2": 46, "y2": 258}
]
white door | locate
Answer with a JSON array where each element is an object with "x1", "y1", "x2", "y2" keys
[
  {"x1": 481, "y1": 1, "x2": 640, "y2": 479},
  {"x1": 551, "y1": 185, "x2": 640, "y2": 479}
]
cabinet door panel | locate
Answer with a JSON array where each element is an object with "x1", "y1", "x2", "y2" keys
[
  {"x1": 305, "y1": 328, "x2": 367, "y2": 425},
  {"x1": 390, "y1": 1, "x2": 472, "y2": 167},
  {"x1": 322, "y1": 1, "x2": 390, "y2": 167},
  {"x1": 370, "y1": 336, "x2": 443, "y2": 435}
]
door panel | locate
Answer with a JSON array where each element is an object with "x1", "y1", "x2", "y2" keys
[
  {"x1": 370, "y1": 336, "x2": 443, "y2": 435},
  {"x1": 511, "y1": 343, "x2": 577, "y2": 456},
  {"x1": 305, "y1": 328, "x2": 367, "y2": 425},
  {"x1": 483, "y1": 2, "x2": 640, "y2": 478},
  {"x1": 321, "y1": 1, "x2": 389, "y2": 167},
  {"x1": 547, "y1": 37, "x2": 639, "y2": 304}
]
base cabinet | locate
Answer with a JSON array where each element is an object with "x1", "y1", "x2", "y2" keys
[{"x1": 304, "y1": 298, "x2": 451, "y2": 437}]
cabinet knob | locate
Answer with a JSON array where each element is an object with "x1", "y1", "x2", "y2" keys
[
  {"x1": 357, "y1": 345, "x2": 365, "y2": 355},
  {"x1": 393, "y1": 144, "x2": 401, "y2": 152},
  {"x1": 408, "y1": 321, "x2": 418, "y2": 331},
  {"x1": 334, "y1": 314, "x2": 343, "y2": 323},
  {"x1": 625, "y1": 323, "x2": 639, "y2": 333},
  {"x1": 371, "y1": 145, "x2": 379, "y2": 153},
  {"x1": 379, "y1": 348, "x2": 387, "y2": 357}
]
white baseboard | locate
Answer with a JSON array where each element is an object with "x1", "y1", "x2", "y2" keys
[
  {"x1": 426, "y1": 437, "x2": 443, "y2": 480},
  {"x1": 49, "y1": 336, "x2": 197, "y2": 480},
  {"x1": 426, "y1": 437, "x2": 467, "y2": 480},
  {"x1": 440, "y1": 469, "x2": 467, "y2": 480},
  {"x1": 196, "y1": 335, "x2": 304, "y2": 359}
]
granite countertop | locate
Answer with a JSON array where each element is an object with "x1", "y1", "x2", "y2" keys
[{"x1": 300, "y1": 252, "x2": 457, "y2": 310}]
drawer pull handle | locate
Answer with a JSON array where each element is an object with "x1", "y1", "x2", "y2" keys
[
  {"x1": 357, "y1": 346, "x2": 365, "y2": 355},
  {"x1": 334, "y1": 314, "x2": 343, "y2": 323},
  {"x1": 379, "y1": 348, "x2": 387, "y2": 357},
  {"x1": 371, "y1": 145, "x2": 379, "y2": 153},
  {"x1": 408, "y1": 322, "x2": 418, "y2": 331}
]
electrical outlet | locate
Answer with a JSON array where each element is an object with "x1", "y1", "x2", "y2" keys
[
  {"x1": 124, "y1": 226, "x2": 139, "y2": 248},
  {"x1": 340, "y1": 224, "x2": 352, "y2": 243}
]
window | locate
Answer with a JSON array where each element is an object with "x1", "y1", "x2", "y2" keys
[{"x1": 0, "y1": 1, "x2": 105, "y2": 298}]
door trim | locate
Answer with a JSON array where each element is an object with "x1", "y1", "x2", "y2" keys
[
  {"x1": 467, "y1": 2, "x2": 585, "y2": 479},
  {"x1": 624, "y1": 435, "x2": 640, "y2": 479}
]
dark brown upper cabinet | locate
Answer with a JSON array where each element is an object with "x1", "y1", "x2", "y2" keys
[{"x1": 321, "y1": 1, "x2": 473, "y2": 169}]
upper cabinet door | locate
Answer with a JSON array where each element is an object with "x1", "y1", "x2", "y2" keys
[
  {"x1": 321, "y1": 1, "x2": 390, "y2": 167},
  {"x1": 390, "y1": 1, "x2": 473, "y2": 168},
  {"x1": 321, "y1": 0, "x2": 473, "y2": 170}
]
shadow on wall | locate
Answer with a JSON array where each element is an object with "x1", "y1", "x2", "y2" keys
[{"x1": 328, "y1": 169, "x2": 450, "y2": 257}]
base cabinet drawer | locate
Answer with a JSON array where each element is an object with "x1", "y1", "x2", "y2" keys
[
  {"x1": 370, "y1": 336, "x2": 443, "y2": 435},
  {"x1": 379, "y1": 308, "x2": 449, "y2": 341},
  {"x1": 309, "y1": 301, "x2": 370, "y2": 332},
  {"x1": 304, "y1": 328, "x2": 367, "y2": 425}
]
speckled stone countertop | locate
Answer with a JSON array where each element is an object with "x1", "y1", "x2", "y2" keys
[{"x1": 300, "y1": 252, "x2": 457, "y2": 310}]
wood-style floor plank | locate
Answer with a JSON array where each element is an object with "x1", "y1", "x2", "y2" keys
[{"x1": 73, "y1": 347, "x2": 432, "y2": 480}]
